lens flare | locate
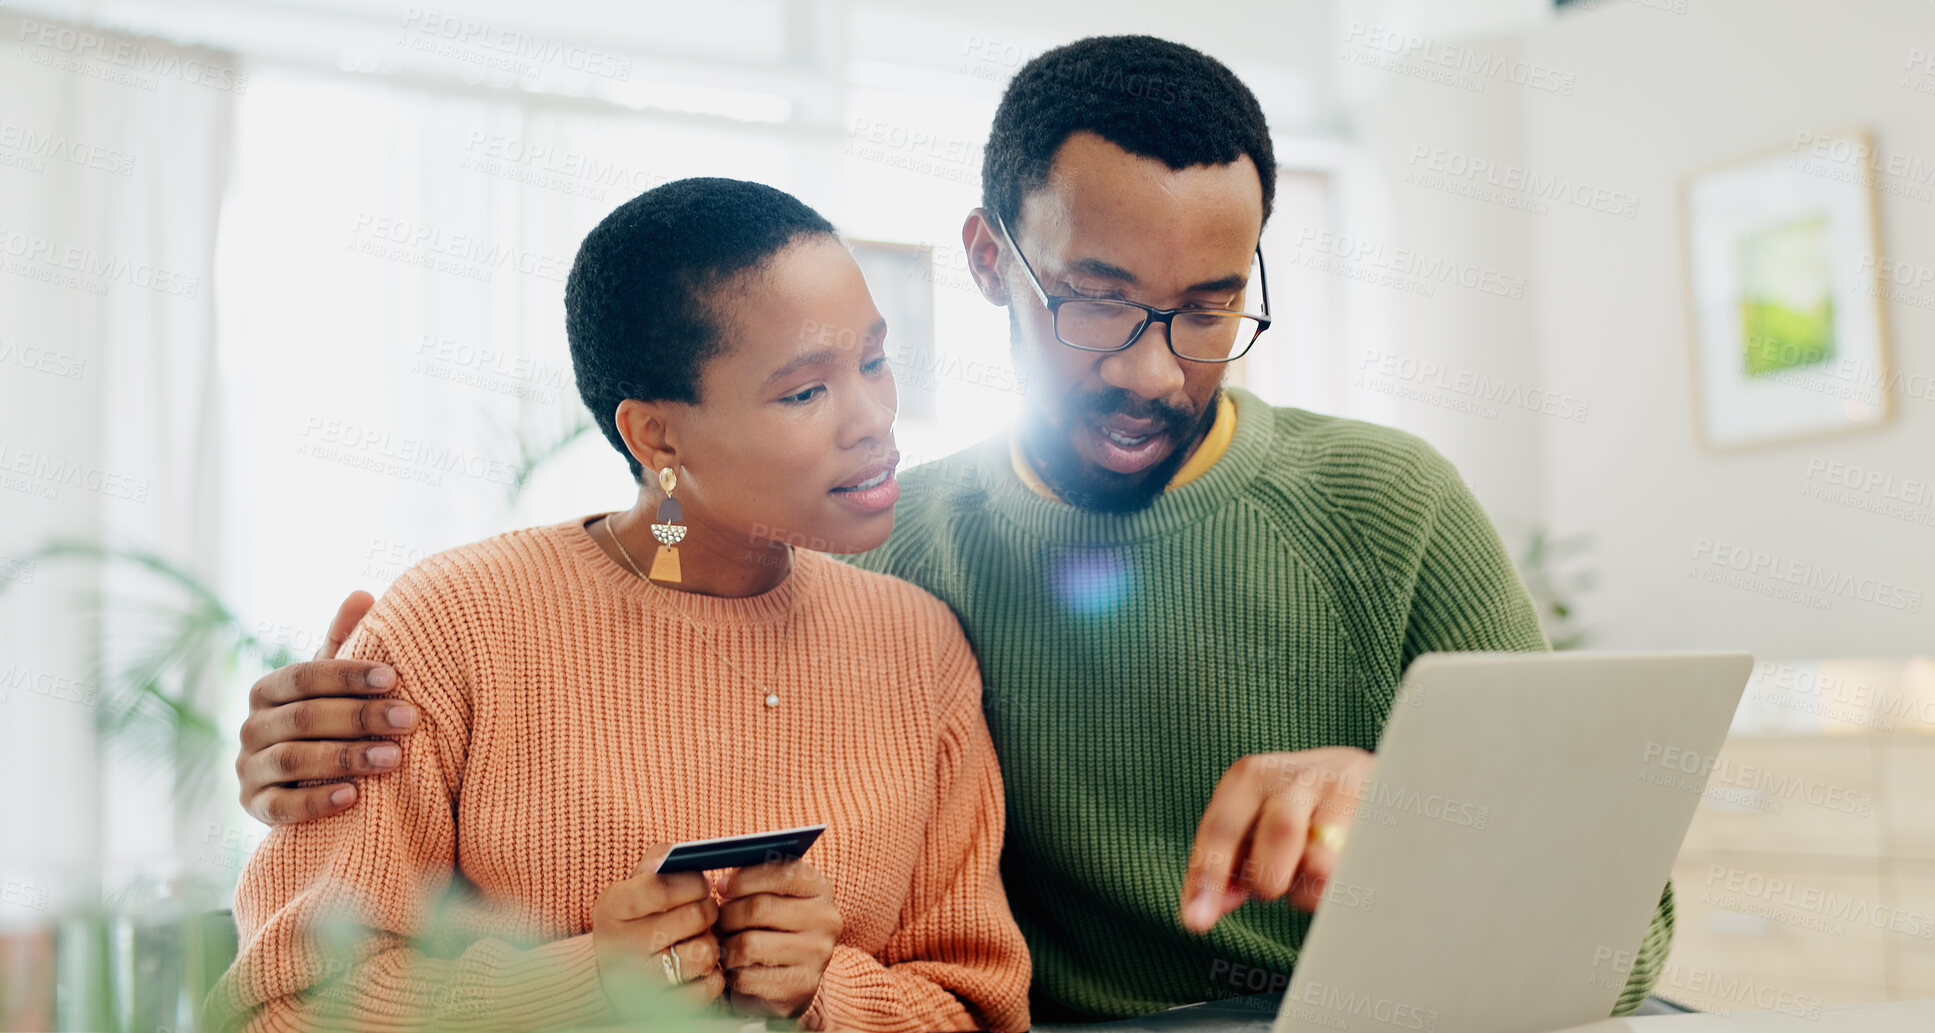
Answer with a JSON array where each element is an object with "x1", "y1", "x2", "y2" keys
[{"x1": 1054, "y1": 550, "x2": 1133, "y2": 617}]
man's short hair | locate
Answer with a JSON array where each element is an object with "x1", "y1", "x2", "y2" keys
[
  {"x1": 565, "y1": 177, "x2": 835, "y2": 481},
  {"x1": 981, "y1": 35, "x2": 1276, "y2": 233}
]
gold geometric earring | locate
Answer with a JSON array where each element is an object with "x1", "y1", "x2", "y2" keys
[{"x1": 648, "y1": 466, "x2": 686, "y2": 583}]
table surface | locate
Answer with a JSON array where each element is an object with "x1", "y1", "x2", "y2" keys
[{"x1": 1031, "y1": 993, "x2": 1935, "y2": 1032}]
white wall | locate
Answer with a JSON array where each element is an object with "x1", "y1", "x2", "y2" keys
[
  {"x1": 12, "y1": 0, "x2": 1921, "y2": 662},
  {"x1": 1338, "y1": 31, "x2": 1550, "y2": 533},
  {"x1": 1352, "y1": 0, "x2": 1935, "y2": 657},
  {"x1": 1523, "y1": 0, "x2": 1934, "y2": 658}
]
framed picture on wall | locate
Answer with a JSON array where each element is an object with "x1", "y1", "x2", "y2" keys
[{"x1": 1681, "y1": 127, "x2": 1893, "y2": 450}]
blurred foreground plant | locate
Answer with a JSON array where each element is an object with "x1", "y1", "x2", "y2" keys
[
  {"x1": 202, "y1": 880, "x2": 723, "y2": 1033},
  {"x1": 0, "y1": 538, "x2": 300, "y2": 803},
  {"x1": 1514, "y1": 526, "x2": 1596, "y2": 651},
  {"x1": 0, "y1": 538, "x2": 290, "y2": 1032}
]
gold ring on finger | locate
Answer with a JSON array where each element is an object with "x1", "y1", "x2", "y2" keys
[
  {"x1": 660, "y1": 947, "x2": 683, "y2": 986},
  {"x1": 1308, "y1": 823, "x2": 1347, "y2": 853}
]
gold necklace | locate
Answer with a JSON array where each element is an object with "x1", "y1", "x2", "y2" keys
[{"x1": 602, "y1": 513, "x2": 795, "y2": 710}]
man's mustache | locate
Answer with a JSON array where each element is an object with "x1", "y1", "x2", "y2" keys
[{"x1": 1073, "y1": 389, "x2": 1199, "y2": 434}]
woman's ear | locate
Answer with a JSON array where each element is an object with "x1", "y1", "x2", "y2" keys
[
  {"x1": 961, "y1": 209, "x2": 1010, "y2": 307},
  {"x1": 614, "y1": 398, "x2": 677, "y2": 483}
]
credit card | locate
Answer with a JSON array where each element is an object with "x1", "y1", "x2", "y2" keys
[{"x1": 654, "y1": 824, "x2": 826, "y2": 874}]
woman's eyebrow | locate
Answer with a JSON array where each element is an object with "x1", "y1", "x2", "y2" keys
[
  {"x1": 766, "y1": 349, "x2": 839, "y2": 386},
  {"x1": 765, "y1": 319, "x2": 887, "y2": 385}
]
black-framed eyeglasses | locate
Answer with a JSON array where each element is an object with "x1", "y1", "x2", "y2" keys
[{"x1": 994, "y1": 211, "x2": 1271, "y2": 364}]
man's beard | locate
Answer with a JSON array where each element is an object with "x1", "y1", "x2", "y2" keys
[{"x1": 1020, "y1": 386, "x2": 1220, "y2": 513}]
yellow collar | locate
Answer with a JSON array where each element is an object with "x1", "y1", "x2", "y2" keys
[{"x1": 1010, "y1": 392, "x2": 1237, "y2": 504}]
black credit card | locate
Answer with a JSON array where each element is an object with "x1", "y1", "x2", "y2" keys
[{"x1": 654, "y1": 824, "x2": 826, "y2": 874}]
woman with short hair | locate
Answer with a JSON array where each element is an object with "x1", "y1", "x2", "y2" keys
[{"x1": 212, "y1": 178, "x2": 1031, "y2": 1033}]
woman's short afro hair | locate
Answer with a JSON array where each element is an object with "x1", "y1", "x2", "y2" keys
[{"x1": 565, "y1": 177, "x2": 835, "y2": 480}]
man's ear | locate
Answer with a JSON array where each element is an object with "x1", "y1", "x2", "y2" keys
[
  {"x1": 614, "y1": 398, "x2": 678, "y2": 483},
  {"x1": 961, "y1": 209, "x2": 1010, "y2": 307}
]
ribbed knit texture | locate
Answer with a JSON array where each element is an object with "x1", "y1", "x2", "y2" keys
[
  {"x1": 846, "y1": 387, "x2": 1673, "y2": 1022},
  {"x1": 213, "y1": 523, "x2": 1031, "y2": 1033}
]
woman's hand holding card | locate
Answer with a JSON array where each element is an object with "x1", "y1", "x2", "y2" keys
[
  {"x1": 591, "y1": 844, "x2": 727, "y2": 1018},
  {"x1": 715, "y1": 858, "x2": 843, "y2": 1020}
]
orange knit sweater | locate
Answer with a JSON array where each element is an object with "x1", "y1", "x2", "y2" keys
[{"x1": 213, "y1": 517, "x2": 1031, "y2": 1033}]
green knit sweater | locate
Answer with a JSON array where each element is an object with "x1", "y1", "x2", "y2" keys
[{"x1": 847, "y1": 387, "x2": 1672, "y2": 1021}]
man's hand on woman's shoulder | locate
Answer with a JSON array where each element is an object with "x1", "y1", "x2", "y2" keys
[{"x1": 236, "y1": 590, "x2": 421, "y2": 825}]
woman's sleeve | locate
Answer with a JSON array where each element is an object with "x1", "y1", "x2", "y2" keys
[
  {"x1": 208, "y1": 606, "x2": 613, "y2": 1033},
  {"x1": 800, "y1": 634, "x2": 1032, "y2": 1033}
]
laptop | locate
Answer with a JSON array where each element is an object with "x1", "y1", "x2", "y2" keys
[{"x1": 1267, "y1": 650, "x2": 1754, "y2": 1033}]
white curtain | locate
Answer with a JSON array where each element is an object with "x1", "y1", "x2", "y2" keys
[
  {"x1": 1, "y1": 14, "x2": 1348, "y2": 916},
  {"x1": 0, "y1": 12, "x2": 236, "y2": 913},
  {"x1": 214, "y1": 66, "x2": 797, "y2": 692}
]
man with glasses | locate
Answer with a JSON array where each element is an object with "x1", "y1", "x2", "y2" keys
[
  {"x1": 995, "y1": 210, "x2": 1271, "y2": 366},
  {"x1": 232, "y1": 34, "x2": 1671, "y2": 1023}
]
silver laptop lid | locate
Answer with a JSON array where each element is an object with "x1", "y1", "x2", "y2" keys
[{"x1": 1274, "y1": 651, "x2": 1752, "y2": 1033}]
